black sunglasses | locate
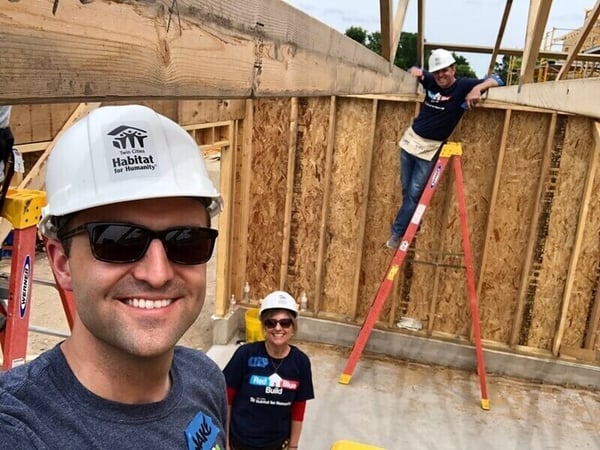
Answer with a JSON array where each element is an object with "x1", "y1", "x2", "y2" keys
[
  {"x1": 263, "y1": 318, "x2": 293, "y2": 329},
  {"x1": 58, "y1": 222, "x2": 218, "y2": 265}
]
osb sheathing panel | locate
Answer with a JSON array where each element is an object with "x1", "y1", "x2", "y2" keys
[
  {"x1": 527, "y1": 117, "x2": 595, "y2": 349},
  {"x1": 478, "y1": 111, "x2": 551, "y2": 342},
  {"x1": 358, "y1": 100, "x2": 416, "y2": 321},
  {"x1": 321, "y1": 97, "x2": 373, "y2": 317},
  {"x1": 286, "y1": 97, "x2": 331, "y2": 301},
  {"x1": 562, "y1": 118, "x2": 600, "y2": 349},
  {"x1": 245, "y1": 99, "x2": 291, "y2": 298}
]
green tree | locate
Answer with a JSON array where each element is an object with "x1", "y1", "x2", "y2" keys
[
  {"x1": 345, "y1": 26, "x2": 368, "y2": 45},
  {"x1": 366, "y1": 31, "x2": 381, "y2": 55},
  {"x1": 394, "y1": 32, "x2": 418, "y2": 70},
  {"x1": 453, "y1": 54, "x2": 476, "y2": 78}
]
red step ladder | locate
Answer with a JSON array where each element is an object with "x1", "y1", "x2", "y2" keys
[
  {"x1": 338, "y1": 142, "x2": 490, "y2": 410},
  {"x1": 0, "y1": 188, "x2": 76, "y2": 371}
]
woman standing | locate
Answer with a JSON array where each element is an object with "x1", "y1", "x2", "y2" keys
[{"x1": 223, "y1": 291, "x2": 314, "y2": 450}]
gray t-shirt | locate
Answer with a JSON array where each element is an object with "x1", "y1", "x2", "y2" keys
[{"x1": 0, "y1": 345, "x2": 227, "y2": 449}]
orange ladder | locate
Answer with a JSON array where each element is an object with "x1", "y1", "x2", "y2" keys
[
  {"x1": 338, "y1": 142, "x2": 490, "y2": 410},
  {"x1": 0, "y1": 188, "x2": 76, "y2": 370}
]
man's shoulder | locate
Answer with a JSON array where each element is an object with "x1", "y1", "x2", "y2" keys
[
  {"x1": 0, "y1": 350, "x2": 63, "y2": 448},
  {"x1": 0, "y1": 348, "x2": 57, "y2": 394},
  {"x1": 173, "y1": 345, "x2": 223, "y2": 377}
]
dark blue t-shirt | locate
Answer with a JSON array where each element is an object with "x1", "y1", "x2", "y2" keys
[
  {"x1": 411, "y1": 72, "x2": 485, "y2": 141},
  {"x1": 223, "y1": 342, "x2": 314, "y2": 448},
  {"x1": 0, "y1": 346, "x2": 227, "y2": 449}
]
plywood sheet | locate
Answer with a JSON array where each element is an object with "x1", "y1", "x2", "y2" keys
[
  {"x1": 321, "y1": 98, "x2": 372, "y2": 317},
  {"x1": 561, "y1": 118, "x2": 599, "y2": 349},
  {"x1": 245, "y1": 98, "x2": 291, "y2": 298},
  {"x1": 527, "y1": 116, "x2": 595, "y2": 349},
  {"x1": 477, "y1": 111, "x2": 550, "y2": 342},
  {"x1": 286, "y1": 97, "x2": 331, "y2": 304}
]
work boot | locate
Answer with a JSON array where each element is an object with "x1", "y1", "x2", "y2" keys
[{"x1": 385, "y1": 234, "x2": 401, "y2": 249}]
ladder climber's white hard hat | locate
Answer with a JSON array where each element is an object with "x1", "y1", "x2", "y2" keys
[
  {"x1": 428, "y1": 48, "x2": 456, "y2": 72},
  {"x1": 40, "y1": 104, "x2": 222, "y2": 237},
  {"x1": 260, "y1": 291, "x2": 298, "y2": 318}
]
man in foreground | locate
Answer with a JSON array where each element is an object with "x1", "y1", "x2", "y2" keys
[{"x1": 0, "y1": 104, "x2": 227, "y2": 449}]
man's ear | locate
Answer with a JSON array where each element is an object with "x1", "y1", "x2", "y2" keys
[{"x1": 45, "y1": 238, "x2": 73, "y2": 292}]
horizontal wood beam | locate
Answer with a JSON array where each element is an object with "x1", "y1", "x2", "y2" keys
[
  {"x1": 487, "y1": 78, "x2": 600, "y2": 119},
  {"x1": 424, "y1": 42, "x2": 600, "y2": 64},
  {"x1": 1, "y1": 0, "x2": 415, "y2": 103}
]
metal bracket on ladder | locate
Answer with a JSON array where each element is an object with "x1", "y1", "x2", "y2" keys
[{"x1": 338, "y1": 142, "x2": 490, "y2": 411}]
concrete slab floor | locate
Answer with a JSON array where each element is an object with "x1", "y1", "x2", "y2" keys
[{"x1": 208, "y1": 340, "x2": 600, "y2": 450}]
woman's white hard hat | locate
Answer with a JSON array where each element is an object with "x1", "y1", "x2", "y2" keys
[
  {"x1": 428, "y1": 48, "x2": 456, "y2": 72},
  {"x1": 40, "y1": 104, "x2": 222, "y2": 236},
  {"x1": 260, "y1": 291, "x2": 298, "y2": 318}
]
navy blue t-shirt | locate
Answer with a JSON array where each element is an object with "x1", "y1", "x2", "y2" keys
[
  {"x1": 223, "y1": 342, "x2": 314, "y2": 448},
  {"x1": 0, "y1": 345, "x2": 227, "y2": 449},
  {"x1": 411, "y1": 72, "x2": 485, "y2": 141}
]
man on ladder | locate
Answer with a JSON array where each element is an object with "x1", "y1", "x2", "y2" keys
[
  {"x1": 340, "y1": 51, "x2": 505, "y2": 411},
  {"x1": 386, "y1": 49, "x2": 503, "y2": 249}
]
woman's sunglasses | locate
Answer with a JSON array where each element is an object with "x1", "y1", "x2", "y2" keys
[
  {"x1": 58, "y1": 222, "x2": 218, "y2": 265},
  {"x1": 263, "y1": 318, "x2": 293, "y2": 329}
]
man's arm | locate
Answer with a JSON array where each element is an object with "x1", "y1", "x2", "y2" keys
[{"x1": 464, "y1": 74, "x2": 504, "y2": 109}]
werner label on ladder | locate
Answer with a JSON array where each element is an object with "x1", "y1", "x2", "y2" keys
[{"x1": 338, "y1": 141, "x2": 490, "y2": 411}]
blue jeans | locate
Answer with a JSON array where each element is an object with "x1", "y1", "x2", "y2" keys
[{"x1": 391, "y1": 149, "x2": 438, "y2": 237}]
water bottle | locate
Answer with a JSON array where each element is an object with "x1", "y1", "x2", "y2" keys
[
  {"x1": 229, "y1": 294, "x2": 237, "y2": 314},
  {"x1": 299, "y1": 291, "x2": 308, "y2": 312},
  {"x1": 243, "y1": 281, "x2": 251, "y2": 303}
]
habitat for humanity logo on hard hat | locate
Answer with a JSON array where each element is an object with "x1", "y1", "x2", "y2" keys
[{"x1": 106, "y1": 123, "x2": 160, "y2": 179}]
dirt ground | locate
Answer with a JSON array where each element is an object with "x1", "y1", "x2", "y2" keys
[{"x1": 1, "y1": 159, "x2": 220, "y2": 361}]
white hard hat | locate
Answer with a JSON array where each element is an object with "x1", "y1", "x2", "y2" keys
[
  {"x1": 260, "y1": 291, "x2": 298, "y2": 318},
  {"x1": 428, "y1": 49, "x2": 456, "y2": 72},
  {"x1": 40, "y1": 104, "x2": 222, "y2": 236}
]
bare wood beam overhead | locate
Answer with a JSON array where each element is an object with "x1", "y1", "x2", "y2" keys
[
  {"x1": 557, "y1": 0, "x2": 600, "y2": 80},
  {"x1": 487, "y1": 0, "x2": 514, "y2": 76},
  {"x1": 487, "y1": 78, "x2": 600, "y2": 119},
  {"x1": 390, "y1": 0, "x2": 411, "y2": 69},
  {"x1": 423, "y1": 42, "x2": 600, "y2": 63},
  {"x1": 1, "y1": 0, "x2": 414, "y2": 103},
  {"x1": 520, "y1": 0, "x2": 552, "y2": 84},
  {"x1": 379, "y1": 0, "x2": 394, "y2": 62}
]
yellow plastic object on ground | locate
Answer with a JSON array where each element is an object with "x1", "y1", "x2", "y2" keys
[
  {"x1": 330, "y1": 440, "x2": 386, "y2": 450},
  {"x1": 245, "y1": 308, "x2": 264, "y2": 342}
]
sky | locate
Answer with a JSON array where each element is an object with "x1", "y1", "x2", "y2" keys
[{"x1": 284, "y1": 0, "x2": 596, "y2": 77}]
